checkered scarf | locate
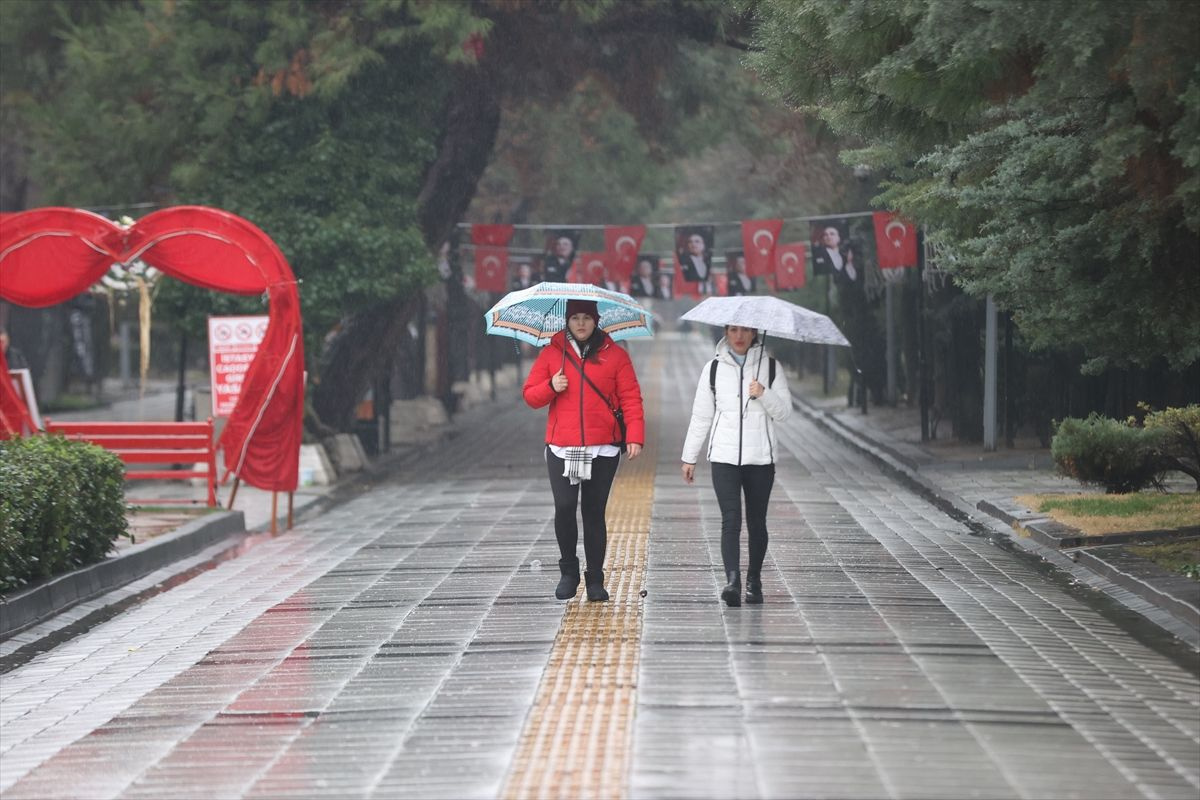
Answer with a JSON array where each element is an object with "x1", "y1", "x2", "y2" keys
[{"x1": 562, "y1": 446, "x2": 593, "y2": 485}]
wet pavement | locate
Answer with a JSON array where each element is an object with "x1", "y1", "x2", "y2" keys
[{"x1": 1, "y1": 333, "x2": 1198, "y2": 799}]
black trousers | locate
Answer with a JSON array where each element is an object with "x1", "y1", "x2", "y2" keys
[
  {"x1": 546, "y1": 448, "x2": 620, "y2": 569},
  {"x1": 711, "y1": 462, "x2": 775, "y2": 576}
]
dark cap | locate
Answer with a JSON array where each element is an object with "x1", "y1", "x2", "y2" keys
[{"x1": 565, "y1": 299, "x2": 600, "y2": 322}]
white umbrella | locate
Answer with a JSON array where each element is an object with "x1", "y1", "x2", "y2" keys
[{"x1": 679, "y1": 295, "x2": 850, "y2": 346}]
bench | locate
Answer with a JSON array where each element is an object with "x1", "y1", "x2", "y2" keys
[{"x1": 43, "y1": 418, "x2": 218, "y2": 507}]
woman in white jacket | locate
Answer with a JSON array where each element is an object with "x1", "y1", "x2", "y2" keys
[{"x1": 681, "y1": 325, "x2": 792, "y2": 606}]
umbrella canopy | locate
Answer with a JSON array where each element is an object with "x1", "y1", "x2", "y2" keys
[
  {"x1": 679, "y1": 295, "x2": 850, "y2": 347},
  {"x1": 484, "y1": 281, "x2": 654, "y2": 346}
]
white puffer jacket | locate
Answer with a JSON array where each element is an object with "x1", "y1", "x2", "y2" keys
[{"x1": 681, "y1": 339, "x2": 792, "y2": 466}]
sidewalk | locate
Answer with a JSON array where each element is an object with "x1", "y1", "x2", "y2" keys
[
  {"x1": 791, "y1": 376, "x2": 1200, "y2": 645},
  {"x1": 2, "y1": 335, "x2": 1197, "y2": 800},
  {"x1": 1, "y1": 377, "x2": 434, "y2": 640}
]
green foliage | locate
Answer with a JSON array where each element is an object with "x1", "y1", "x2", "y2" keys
[
  {"x1": 1141, "y1": 404, "x2": 1200, "y2": 490},
  {"x1": 17, "y1": 1, "x2": 453, "y2": 370},
  {"x1": 0, "y1": 435, "x2": 130, "y2": 593},
  {"x1": 1051, "y1": 413, "x2": 1165, "y2": 494},
  {"x1": 746, "y1": 0, "x2": 1200, "y2": 371},
  {"x1": 160, "y1": 46, "x2": 446, "y2": 359}
]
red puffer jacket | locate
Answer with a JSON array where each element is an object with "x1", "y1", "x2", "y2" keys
[{"x1": 523, "y1": 330, "x2": 645, "y2": 448}]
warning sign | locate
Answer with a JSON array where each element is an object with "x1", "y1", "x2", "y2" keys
[{"x1": 208, "y1": 315, "x2": 269, "y2": 417}]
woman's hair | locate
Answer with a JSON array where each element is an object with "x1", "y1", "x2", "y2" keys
[{"x1": 724, "y1": 325, "x2": 759, "y2": 345}]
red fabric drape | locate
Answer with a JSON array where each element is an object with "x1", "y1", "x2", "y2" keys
[
  {"x1": 0, "y1": 345, "x2": 36, "y2": 439},
  {"x1": 0, "y1": 206, "x2": 304, "y2": 491}
]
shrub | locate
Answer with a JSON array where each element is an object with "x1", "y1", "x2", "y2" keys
[
  {"x1": 1141, "y1": 404, "x2": 1200, "y2": 491},
  {"x1": 1051, "y1": 414, "x2": 1165, "y2": 494},
  {"x1": 0, "y1": 435, "x2": 130, "y2": 593}
]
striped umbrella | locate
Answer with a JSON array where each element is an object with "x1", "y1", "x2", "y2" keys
[{"x1": 483, "y1": 282, "x2": 654, "y2": 346}]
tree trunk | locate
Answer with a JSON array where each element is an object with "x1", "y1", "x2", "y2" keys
[
  {"x1": 310, "y1": 58, "x2": 503, "y2": 432},
  {"x1": 311, "y1": 296, "x2": 421, "y2": 432},
  {"x1": 416, "y1": 64, "x2": 503, "y2": 250}
]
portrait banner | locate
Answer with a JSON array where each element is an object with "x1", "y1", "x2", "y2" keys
[
  {"x1": 725, "y1": 250, "x2": 755, "y2": 296},
  {"x1": 540, "y1": 229, "x2": 581, "y2": 283},
  {"x1": 740, "y1": 218, "x2": 783, "y2": 277},
  {"x1": 872, "y1": 211, "x2": 918, "y2": 269},
  {"x1": 628, "y1": 255, "x2": 660, "y2": 299},
  {"x1": 809, "y1": 219, "x2": 858, "y2": 284},
  {"x1": 675, "y1": 225, "x2": 715, "y2": 293}
]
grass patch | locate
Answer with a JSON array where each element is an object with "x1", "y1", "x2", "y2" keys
[
  {"x1": 1126, "y1": 539, "x2": 1200, "y2": 581},
  {"x1": 40, "y1": 392, "x2": 104, "y2": 412},
  {"x1": 1016, "y1": 492, "x2": 1200, "y2": 536}
]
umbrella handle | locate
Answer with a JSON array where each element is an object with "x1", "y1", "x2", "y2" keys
[{"x1": 751, "y1": 332, "x2": 768, "y2": 399}]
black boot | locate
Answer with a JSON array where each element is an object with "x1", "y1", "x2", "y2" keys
[
  {"x1": 585, "y1": 569, "x2": 609, "y2": 602},
  {"x1": 721, "y1": 570, "x2": 741, "y2": 607},
  {"x1": 744, "y1": 572, "x2": 763, "y2": 605},
  {"x1": 555, "y1": 557, "x2": 580, "y2": 600}
]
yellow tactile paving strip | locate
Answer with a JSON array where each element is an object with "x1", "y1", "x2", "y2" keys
[{"x1": 502, "y1": 349, "x2": 661, "y2": 800}]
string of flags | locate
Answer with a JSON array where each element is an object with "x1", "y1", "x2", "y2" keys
[{"x1": 462, "y1": 212, "x2": 918, "y2": 296}]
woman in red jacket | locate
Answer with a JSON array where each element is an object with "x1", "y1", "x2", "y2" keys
[{"x1": 523, "y1": 299, "x2": 645, "y2": 602}]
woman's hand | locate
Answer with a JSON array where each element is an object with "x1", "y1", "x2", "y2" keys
[
  {"x1": 551, "y1": 369, "x2": 568, "y2": 393},
  {"x1": 748, "y1": 378, "x2": 764, "y2": 399},
  {"x1": 681, "y1": 462, "x2": 695, "y2": 484},
  {"x1": 626, "y1": 443, "x2": 642, "y2": 460}
]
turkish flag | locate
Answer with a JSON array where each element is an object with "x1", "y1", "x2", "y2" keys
[
  {"x1": 603, "y1": 225, "x2": 646, "y2": 283},
  {"x1": 872, "y1": 211, "x2": 917, "y2": 269},
  {"x1": 470, "y1": 224, "x2": 514, "y2": 247},
  {"x1": 741, "y1": 219, "x2": 783, "y2": 277},
  {"x1": 775, "y1": 242, "x2": 807, "y2": 290},
  {"x1": 573, "y1": 251, "x2": 609, "y2": 287},
  {"x1": 474, "y1": 245, "x2": 509, "y2": 292}
]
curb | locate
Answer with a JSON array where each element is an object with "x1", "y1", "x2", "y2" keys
[
  {"x1": 1076, "y1": 545, "x2": 1200, "y2": 629},
  {"x1": 0, "y1": 510, "x2": 245, "y2": 638},
  {"x1": 792, "y1": 393, "x2": 1200, "y2": 639},
  {"x1": 0, "y1": 420, "x2": 459, "y2": 642}
]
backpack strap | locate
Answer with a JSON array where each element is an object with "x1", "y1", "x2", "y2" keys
[{"x1": 710, "y1": 356, "x2": 776, "y2": 395}]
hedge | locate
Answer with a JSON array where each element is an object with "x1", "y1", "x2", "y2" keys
[
  {"x1": 0, "y1": 435, "x2": 130, "y2": 593},
  {"x1": 1051, "y1": 414, "x2": 1165, "y2": 494}
]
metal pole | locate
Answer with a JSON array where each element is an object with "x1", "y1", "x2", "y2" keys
[
  {"x1": 917, "y1": 229, "x2": 930, "y2": 442},
  {"x1": 174, "y1": 333, "x2": 188, "y2": 423},
  {"x1": 885, "y1": 280, "x2": 896, "y2": 405},
  {"x1": 824, "y1": 276, "x2": 836, "y2": 395},
  {"x1": 983, "y1": 294, "x2": 998, "y2": 452},
  {"x1": 119, "y1": 321, "x2": 132, "y2": 388},
  {"x1": 1004, "y1": 312, "x2": 1015, "y2": 448}
]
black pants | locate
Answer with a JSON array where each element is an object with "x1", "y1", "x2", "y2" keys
[
  {"x1": 546, "y1": 448, "x2": 620, "y2": 569},
  {"x1": 711, "y1": 462, "x2": 775, "y2": 575}
]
